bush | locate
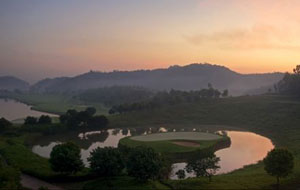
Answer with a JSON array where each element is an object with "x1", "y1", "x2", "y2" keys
[
  {"x1": 49, "y1": 142, "x2": 83, "y2": 175},
  {"x1": 126, "y1": 146, "x2": 166, "y2": 182},
  {"x1": 175, "y1": 169, "x2": 186, "y2": 180},
  {"x1": 186, "y1": 150, "x2": 220, "y2": 182},
  {"x1": 88, "y1": 147, "x2": 124, "y2": 177},
  {"x1": 38, "y1": 115, "x2": 52, "y2": 124},
  {"x1": 0, "y1": 117, "x2": 12, "y2": 133},
  {"x1": 24, "y1": 116, "x2": 38, "y2": 125}
]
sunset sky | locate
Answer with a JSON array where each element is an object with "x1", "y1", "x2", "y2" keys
[{"x1": 1, "y1": 0, "x2": 300, "y2": 82}]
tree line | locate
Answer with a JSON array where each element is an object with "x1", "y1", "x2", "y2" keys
[
  {"x1": 109, "y1": 86, "x2": 229, "y2": 114},
  {"x1": 59, "y1": 107, "x2": 108, "y2": 129},
  {"x1": 49, "y1": 143, "x2": 171, "y2": 181},
  {"x1": 48, "y1": 141, "x2": 294, "y2": 186},
  {"x1": 277, "y1": 65, "x2": 300, "y2": 97},
  {"x1": 15, "y1": 107, "x2": 109, "y2": 135}
]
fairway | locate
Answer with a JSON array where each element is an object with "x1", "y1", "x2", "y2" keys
[{"x1": 130, "y1": 132, "x2": 222, "y2": 141}]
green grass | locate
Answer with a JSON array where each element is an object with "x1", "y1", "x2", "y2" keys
[
  {"x1": 0, "y1": 135, "x2": 56, "y2": 179},
  {"x1": 109, "y1": 95, "x2": 300, "y2": 189},
  {"x1": 0, "y1": 134, "x2": 90, "y2": 182},
  {"x1": 8, "y1": 93, "x2": 108, "y2": 115},
  {"x1": 119, "y1": 132, "x2": 227, "y2": 154},
  {"x1": 130, "y1": 132, "x2": 222, "y2": 141},
  {"x1": 2, "y1": 95, "x2": 300, "y2": 189}
]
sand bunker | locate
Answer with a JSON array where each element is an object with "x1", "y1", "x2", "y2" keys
[{"x1": 172, "y1": 141, "x2": 201, "y2": 147}]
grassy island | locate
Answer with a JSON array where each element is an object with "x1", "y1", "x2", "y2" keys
[{"x1": 119, "y1": 132, "x2": 230, "y2": 160}]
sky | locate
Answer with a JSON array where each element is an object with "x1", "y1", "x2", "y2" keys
[{"x1": 1, "y1": 0, "x2": 300, "y2": 82}]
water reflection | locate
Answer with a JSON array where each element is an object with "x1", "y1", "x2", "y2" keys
[
  {"x1": 31, "y1": 128, "x2": 274, "y2": 178},
  {"x1": 215, "y1": 131, "x2": 274, "y2": 174},
  {"x1": 32, "y1": 129, "x2": 131, "y2": 165},
  {"x1": 80, "y1": 129, "x2": 131, "y2": 165},
  {"x1": 0, "y1": 99, "x2": 57, "y2": 121},
  {"x1": 171, "y1": 131, "x2": 274, "y2": 179},
  {"x1": 32, "y1": 142, "x2": 60, "y2": 158}
]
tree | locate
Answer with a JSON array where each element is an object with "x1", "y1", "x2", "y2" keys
[
  {"x1": 86, "y1": 107, "x2": 96, "y2": 116},
  {"x1": 175, "y1": 169, "x2": 186, "y2": 180},
  {"x1": 88, "y1": 147, "x2": 124, "y2": 177},
  {"x1": 0, "y1": 117, "x2": 12, "y2": 132},
  {"x1": 126, "y1": 146, "x2": 165, "y2": 181},
  {"x1": 59, "y1": 114, "x2": 68, "y2": 124},
  {"x1": 293, "y1": 65, "x2": 300, "y2": 74},
  {"x1": 49, "y1": 142, "x2": 83, "y2": 175},
  {"x1": 108, "y1": 108, "x2": 116, "y2": 115},
  {"x1": 263, "y1": 148, "x2": 294, "y2": 186},
  {"x1": 87, "y1": 115, "x2": 108, "y2": 128},
  {"x1": 76, "y1": 111, "x2": 91, "y2": 127},
  {"x1": 38, "y1": 115, "x2": 52, "y2": 124},
  {"x1": 66, "y1": 109, "x2": 78, "y2": 116},
  {"x1": 213, "y1": 89, "x2": 221, "y2": 98},
  {"x1": 222, "y1": 89, "x2": 229, "y2": 97},
  {"x1": 186, "y1": 151, "x2": 220, "y2": 182},
  {"x1": 24, "y1": 116, "x2": 37, "y2": 125}
]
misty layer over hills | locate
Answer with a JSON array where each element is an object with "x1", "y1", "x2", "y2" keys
[
  {"x1": 0, "y1": 76, "x2": 29, "y2": 91},
  {"x1": 0, "y1": 64, "x2": 284, "y2": 95}
]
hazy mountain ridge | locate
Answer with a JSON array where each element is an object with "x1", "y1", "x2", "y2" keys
[
  {"x1": 30, "y1": 64, "x2": 284, "y2": 95},
  {"x1": 0, "y1": 76, "x2": 29, "y2": 91},
  {"x1": 30, "y1": 77, "x2": 69, "y2": 93}
]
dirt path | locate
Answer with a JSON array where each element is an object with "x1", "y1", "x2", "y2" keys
[{"x1": 21, "y1": 174, "x2": 64, "y2": 190}]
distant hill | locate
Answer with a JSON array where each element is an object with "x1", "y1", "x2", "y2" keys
[
  {"x1": 0, "y1": 76, "x2": 29, "y2": 91},
  {"x1": 30, "y1": 77, "x2": 69, "y2": 93},
  {"x1": 30, "y1": 63, "x2": 284, "y2": 95}
]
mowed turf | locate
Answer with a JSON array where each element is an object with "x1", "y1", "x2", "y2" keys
[
  {"x1": 131, "y1": 132, "x2": 222, "y2": 141},
  {"x1": 120, "y1": 132, "x2": 227, "y2": 154}
]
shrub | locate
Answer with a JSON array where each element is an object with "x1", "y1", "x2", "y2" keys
[
  {"x1": 0, "y1": 117, "x2": 12, "y2": 133},
  {"x1": 38, "y1": 115, "x2": 52, "y2": 124},
  {"x1": 126, "y1": 146, "x2": 166, "y2": 182},
  {"x1": 49, "y1": 142, "x2": 83, "y2": 175},
  {"x1": 186, "y1": 150, "x2": 220, "y2": 182},
  {"x1": 24, "y1": 116, "x2": 38, "y2": 125},
  {"x1": 88, "y1": 147, "x2": 124, "y2": 177},
  {"x1": 175, "y1": 169, "x2": 186, "y2": 180}
]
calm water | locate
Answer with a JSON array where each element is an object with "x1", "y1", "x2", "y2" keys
[
  {"x1": 171, "y1": 131, "x2": 274, "y2": 179},
  {"x1": 32, "y1": 129, "x2": 131, "y2": 165},
  {"x1": 31, "y1": 128, "x2": 274, "y2": 179},
  {"x1": 0, "y1": 99, "x2": 57, "y2": 121}
]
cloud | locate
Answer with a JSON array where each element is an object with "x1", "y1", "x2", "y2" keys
[{"x1": 185, "y1": 23, "x2": 300, "y2": 50}]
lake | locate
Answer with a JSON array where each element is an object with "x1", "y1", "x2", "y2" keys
[
  {"x1": 171, "y1": 131, "x2": 274, "y2": 179},
  {"x1": 0, "y1": 99, "x2": 57, "y2": 121},
  {"x1": 31, "y1": 128, "x2": 274, "y2": 179}
]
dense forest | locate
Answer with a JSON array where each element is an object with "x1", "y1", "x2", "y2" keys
[{"x1": 109, "y1": 86, "x2": 228, "y2": 114}]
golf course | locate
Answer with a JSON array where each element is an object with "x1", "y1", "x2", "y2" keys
[
  {"x1": 1, "y1": 94, "x2": 300, "y2": 189},
  {"x1": 119, "y1": 132, "x2": 230, "y2": 156}
]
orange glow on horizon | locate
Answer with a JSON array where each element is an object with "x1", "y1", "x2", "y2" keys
[{"x1": 1, "y1": 0, "x2": 300, "y2": 81}]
